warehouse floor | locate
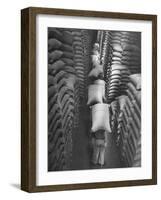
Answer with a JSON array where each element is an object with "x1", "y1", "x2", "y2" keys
[
  {"x1": 71, "y1": 105, "x2": 124, "y2": 170},
  {"x1": 71, "y1": 105, "x2": 91, "y2": 170}
]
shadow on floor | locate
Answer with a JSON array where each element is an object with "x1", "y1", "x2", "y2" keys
[{"x1": 10, "y1": 183, "x2": 20, "y2": 190}]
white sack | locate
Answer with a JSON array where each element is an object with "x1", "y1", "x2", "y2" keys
[
  {"x1": 88, "y1": 66, "x2": 103, "y2": 79},
  {"x1": 87, "y1": 83, "x2": 105, "y2": 106},
  {"x1": 91, "y1": 103, "x2": 111, "y2": 133}
]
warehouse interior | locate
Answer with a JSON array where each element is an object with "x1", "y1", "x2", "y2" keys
[{"x1": 48, "y1": 28, "x2": 141, "y2": 171}]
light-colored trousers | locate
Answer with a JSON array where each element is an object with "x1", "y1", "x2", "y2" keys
[{"x1": 92, "y1": 138, "x2": 107, "y2": 165}]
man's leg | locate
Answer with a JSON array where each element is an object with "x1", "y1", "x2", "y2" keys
[
  {"x1": 98, "y1": 144, "x2": 106, "y2": 166},
  {"x1": 92, "y1": 139, "x2": 99, "y2": 164}
]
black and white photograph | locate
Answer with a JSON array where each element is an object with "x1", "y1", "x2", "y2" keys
[{"x1": 48, "y1": 28, "x2": 141, "y2": 172}]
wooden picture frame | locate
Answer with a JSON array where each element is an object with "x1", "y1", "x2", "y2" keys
[{"x1": 21, "y1": 7, "x2": 157, "y2": 192}]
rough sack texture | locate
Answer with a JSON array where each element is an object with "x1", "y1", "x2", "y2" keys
[
  {"x1": 48, "y1": 28, "x2": 95, "y2": 171},
  {"x1": 88, "y1": 65, "x2": 104, "y2": 79},
  {"x1": 87, "y1": 84, "x2": 105, "y2": 106},
  {"x1": 48, "y1": 28, "x2": 78, "y2": 171},
  {"x1": 91, "y1": 103, "x2": 111, "y2": 133},
  {"x1": 110, "y1": 74, "x2": 141, "y2": 167}
]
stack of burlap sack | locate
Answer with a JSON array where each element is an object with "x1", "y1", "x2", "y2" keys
[
  {"x1": 48, "y1": 28, "x2": 79, "y2": 171},
  {"x1": 72, "y1": 30, "x2": 95, "y2": 126},
  {"x1": 111, "y1": 74, "x2": 141, "y2": 167},
  {"x1": 93, "y1": 30, "x2": 141, "y2": 167},
  {"x1": 101, "y1": 31, "x2": 141, "y2": 75},
  {"x1": 81, "y1": 30, "x2": 94, "y2": 91},
  {"x1": 72, "y1": 30, "x2": 94, "y2": 102},
  {"x1": 120, "y1": 32, "x2": 141, "y2": 74},
  {"x1": 87, "y1": 43, "x2": 111, "y2": 166},
  {"x1": 97, "y1": 31, "x2": 141, "y2": 104},
  {"x1": 107, "y1": 64, "x2": 130, "y2": 103},
  {"x1": 72, "y1": 30, "x2": 86, "y2": 99}
]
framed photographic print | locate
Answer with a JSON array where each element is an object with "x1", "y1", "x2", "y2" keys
[{"x1": 21, "y1": 7, "x2": 157, "y2": 192}]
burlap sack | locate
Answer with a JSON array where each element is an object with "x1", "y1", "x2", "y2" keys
[
  {"x1": 110, "y1": 69, "x2": 121, "y2": 76},
  {"x1": 62, "y1": 31, "x2": 73, "y2": 45},
  {"x1": 129, "y1": 74, "x2": 141, "y2": 90},
  {"x1": 87, "y1": 83, "x2": 105, "y2": 106},
  {"x1": 112, "y1": 44, "x2": 123, "y2": 52},
  {"x1": 117, "y1": 95, "x2": 128, "y2": 111},
  {"x1": 91, "y1": 54, "x2": 100, "y2": 66},
  {"x1": 112, "y1": 51, "x2": 122, "y2": 58},
  {"x1": 48, "y1": 38, "x2": 62, "y2": 51},
  {"x1": 91, "y1": 103, "x2": 111, "y2": 132},
  {"x1": 64, "y1": 66, "x2": 76, "y2": 75},
  {"x1": 48, "y1": 28, "x2": 63, "y2": 40},
  {"x1": 60, "y1": 43, "x2": 73, "y2": 52},
  {"x1": 62, "y1": 51, "x2": 74, "y2": 59},
  {"x1": 65, "y1": 75, "x2": 76, "y2": 90},
  {"x1": 111, "y1": 64, "x2": 127, "y2": 71},
  {"x1": 110, "y1": 100, "x2": 118, "y2": 113},
  {"x1": 49, "y1": 60, "x2": 65, "y2": 71},
  {"x1": 48, "y1": 50, "x2": 63, "y2": 63},
  {"x1": 73, "y1": 36, "x2": 82, "y2": 42},
  {"x1": 122, "y1": 44, "x2": 140, "y2": 52},
  {"x1": 88, "y1": 66, "x2": 104, "y2": 79},
  {"x1": 61, "y1": 58, "x2": 74, "y2": 66}
]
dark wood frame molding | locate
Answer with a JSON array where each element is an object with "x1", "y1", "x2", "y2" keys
[{"x1": 21, "y1": 7, "x2": 157, "y2": 192}]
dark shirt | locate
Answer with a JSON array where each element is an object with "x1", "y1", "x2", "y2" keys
[{"x1": 94, "y1": 130, "x2": 106, "y2": 140}]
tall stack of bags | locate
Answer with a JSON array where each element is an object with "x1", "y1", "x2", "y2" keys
[
  {"x1": 48, "y1": 28, "x2": 80, "y2": 171},
  {"x1": 99, "y1": 30, "x2": 141, "y2": 167},
  {"x1": 48, "y1": 28, "x2": 94, "y2": 170},
  {"x1": 120, "y1": 32, "x2": 141, "y2": 74},
  {"x1": 99, "y1": 31, "x2": 141, "y2": 104},
  {"x1": 81, "y1": 30, "x2": 94, "y2": 99},
  {"x1": 110, "y1": 75, "x2": 141, "y2": 167},
  {"x1": 72, "y1": 30, "x2": 85, "y2": 100},
  {"x1": 117, "y1": 74, "x2": 141, "y2": 167},
  {"x1": 99, "y1": 31, "x2": 112, "y2": 87},
  {"x1": 72, "y1": 30, "x2": 94, "y2": 102},
  {"x1": 107, "y1": 64, "x2": 130, "y2": 103}
]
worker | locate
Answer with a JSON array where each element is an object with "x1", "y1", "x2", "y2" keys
[
  {"x1": 91, "y1": 43, "x2": 101, "y2": 68},
  {"x1": 91, "y1": 129, "x2": 108, "y2": 167}
]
